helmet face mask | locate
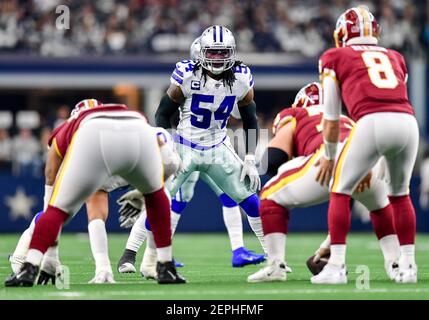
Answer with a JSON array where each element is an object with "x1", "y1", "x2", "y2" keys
[{"x1": 199, "y1": 25, "x2": 236, "y2": 75}]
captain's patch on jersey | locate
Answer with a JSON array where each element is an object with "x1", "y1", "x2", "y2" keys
[{"x1": 191, "y1": 80, "x2": 201, "y2": 90}]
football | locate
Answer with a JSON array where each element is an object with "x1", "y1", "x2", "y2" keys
[{"x1": 306, "y1": 254, "x2": 330, "y2": 275}]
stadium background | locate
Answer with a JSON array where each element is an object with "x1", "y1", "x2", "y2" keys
[{"x1": 0, "y1": 0, "x2": 428, "y2": 235}]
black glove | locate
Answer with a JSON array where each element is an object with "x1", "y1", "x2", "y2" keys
[{"x1": 37, "y1": 270, "x2": 56, "y2": 285}]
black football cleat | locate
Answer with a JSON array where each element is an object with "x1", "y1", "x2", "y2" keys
[
  {"x1": 5, "y1": 262, "x2": 39, "y2": 287},
  {"x1": 117, "y1": 249, "x2": 137, "y2": 273},
  {"x1": 156, "y1": 261, "x2": 186, "y2": 284}
]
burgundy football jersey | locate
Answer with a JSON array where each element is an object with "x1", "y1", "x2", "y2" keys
[
  {"x1": 319, "y1": 45, "x2": 414, "y2": 121},
  {"x1": 273, "y1": 106, "x2": 354, "y2": 157}
]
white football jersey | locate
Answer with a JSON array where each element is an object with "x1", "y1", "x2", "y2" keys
[{"x1": 170, "y1": 60, "x2": 254, "y2": 147}]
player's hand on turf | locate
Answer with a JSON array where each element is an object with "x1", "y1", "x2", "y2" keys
[
  {"x1": 315, "y1": 156, "x2": 334, "y2": 186},
  {"x1": 37, "y1": 270, "x2": 56, "y2": 285},
  {"x1": 117, "y1": 189, "x2": 144, "y2": 228},
  {"x1": 355, "y1": 171, "x2": 372, "y2": 193},
  {"x1": 240, "y1": 154, "x2": 261, "y2": 192}
]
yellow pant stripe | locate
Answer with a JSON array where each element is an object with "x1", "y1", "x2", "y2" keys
[
  {"x1": 331, "y1": 126, "x2": 357, "y2": 193},
  {"x1": 157, "y1": 143, "x2": 165, "y2": 186},
  {"x1": 52, "y1": 138, "x2": 63, "y2": 159},
  {"x1": 49, "y1": 131, "x2": 79, "y2": 206},
  {"x1": 261, "y1": 148, "x2": 322, "y2": 200}
]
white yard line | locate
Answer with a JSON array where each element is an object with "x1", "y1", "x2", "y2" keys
[{"x1": 43, "y1": 287, "x2": 429, "y2": 298}]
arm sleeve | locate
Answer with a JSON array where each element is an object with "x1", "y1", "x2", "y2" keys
[
  {"x1": 238, "y1": 100, "x2": 259, "y2": 155},
  {"x1": 155, "y1": 93, "x2": 181, "y2": 129},
  {"x1": 261, "y1": 147, "x2": 289, "y2": 177},
  {"x1": 319, "y1": 49, "x2": 342, "y2": 121},
  {"x1": 322, "y1": 75, "x2": 342, "y2": 121}
]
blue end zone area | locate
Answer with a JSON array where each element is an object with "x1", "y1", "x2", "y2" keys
[{"x1": 0, "y1": 173, "x2": 428, "y2": 233}]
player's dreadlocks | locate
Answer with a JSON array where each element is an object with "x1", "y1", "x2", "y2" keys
[{"x1": 192, "y1": 61, "x2": 243, "y2": 93}]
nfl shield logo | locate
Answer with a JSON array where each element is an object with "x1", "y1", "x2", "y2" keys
[{"x1": 191, "y1": 81, "x2": 201, "y2": 90}]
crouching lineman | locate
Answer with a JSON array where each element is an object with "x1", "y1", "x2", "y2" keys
[
  {"x1": 313, "y1": 6, "x2": 418, "y2": 284},
  {"x1": 8, "y1": 100, "x2": 182, "y2": 284},
  {"x1": 248, "y1": 83, "x2": 400, "y2": 283},
  {"x1": 5, "y1": 102, "x2": 185, "y2": 287}
]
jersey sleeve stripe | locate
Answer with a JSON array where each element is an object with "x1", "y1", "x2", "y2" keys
[
  {"x1": 249, "y1": 77, "x2": 254, "y2": 87},
  {"x1": 322, "y1": 68, "x2": 338, "y2": 83},
  {"x1": 174, "y1": 68, "x2": 184, "y2": 77},
  {"x1": 273, "y1": 116, "x2": 295, "y2": 135},
  {"x1": 171, "y1": 73, "x2": 183, "y2": 85}
]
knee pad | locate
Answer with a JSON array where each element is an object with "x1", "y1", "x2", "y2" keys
[
  {"x1": 219, "y1": 193, "x2": 237, "y2": 208},
  {"x1": 239, "y1": 194, "x2": 260, "y2": 217},
  {"x1": 171, "y1": 199, "x2": 187, "y2": 214}
]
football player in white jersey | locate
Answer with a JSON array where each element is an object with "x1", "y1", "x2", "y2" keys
[
  {"x1": 116, "y1": 36, "x2": 266, "y2": 275},
  {"x1": 155, "y1": 26, "x2": 266, "y2": 261}
]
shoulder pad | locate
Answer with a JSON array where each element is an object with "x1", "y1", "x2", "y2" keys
[
  {"x1": 171, "y1": 60, "x2": 198, "y2": 86},
  {"x1": 233, "y1": 64, "x2": 254, "y2": 88},
  {"x1": 272, "y1": 107, "x2": 296, "y2": 135}
]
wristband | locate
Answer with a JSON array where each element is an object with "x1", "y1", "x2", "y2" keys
[{"x1": 323, "y1": 140, "x2": 338, "y2": 160}]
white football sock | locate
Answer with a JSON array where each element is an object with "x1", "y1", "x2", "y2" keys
[
  {"x1": 399, "y1": 244, "x2": 416, "y2": 266},
  {"x1": 171, "y1": 211, "x2": 181, "y2": 235},
  {"x1": 125, "y1": 213, "x2": 147, "y2": 252},
  {"x1": 222, "y1": 206, "x2": 244, "y2": 251},
  {"x1": 44, "y1": 244, "x2": 59, "y2": 260},
  {"x1": 247, "y1": 216, "x2": 267, "y2": 253},
  {"x1": 379, "y1": 234, "x2": 400, "y2": 263},
  {"x1": 146, "y1": 230, "x2": 156, "y2": 250},
  {"x1": 43, "y1": 185, "x2": 53, "y2": 211},
  {"x1": 12, "y1": 228, "x2": 32, "y2": 258},
  {"x1": 88, "y1": 219, "x2": 111, "y2": 272},
  {"x1": 157, "y1": 246, "x2": 172, "y2": 263},
  {"x1": 12, "y1": 213, "x2": 41, "y2": 260},
  {"x1": 265, "y1": 233, "x2": 286, "y2": 263},
  {"x1": 26, "y1": 249, "x2": 43, "y2": 266},
  {"x1": 329, "y1": 244, "x2": 346, "y2": 266}
]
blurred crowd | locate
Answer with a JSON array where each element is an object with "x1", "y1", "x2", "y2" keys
[
  {"x1": 0, "y1": 105, "x2": 70, "y2": 177},
  {"x1": 0, "y1": 0, "x2": 427, "y2": 58}
]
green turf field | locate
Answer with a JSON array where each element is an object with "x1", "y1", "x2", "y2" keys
[{"x1": 0, "y1": 233, "x2": 428, "y2": 300}]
